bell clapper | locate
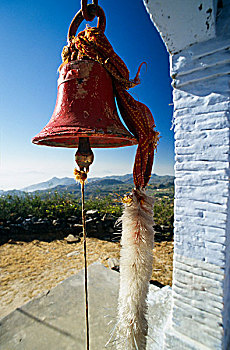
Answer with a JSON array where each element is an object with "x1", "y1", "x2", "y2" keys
[
  {"x1": 74, "y1": 137, "x2": 94, "y2": 350},
  {"x1": 75, "y1": 137, "x2": 94, "y2": 176}
]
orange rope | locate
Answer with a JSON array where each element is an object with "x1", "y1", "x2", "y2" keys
[{"x1": 63, "y1": 27, "x2": 159, "y2": 189}]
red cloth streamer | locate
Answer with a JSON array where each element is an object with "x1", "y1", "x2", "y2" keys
[{"x1": 70, "y1": 27, "x2": 159, "y2": 188}]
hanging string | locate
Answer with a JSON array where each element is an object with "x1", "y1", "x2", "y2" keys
[
  {"x1": 74, "y1": 168, "x2": 90, "y2": 350},
  {"x1": 81, "y1": 179, "x2": 89, "y2": 350}
]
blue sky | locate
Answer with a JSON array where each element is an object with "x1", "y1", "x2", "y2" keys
[{"x1": 0, "y1": 0, "x2": 174, "y2": 190}]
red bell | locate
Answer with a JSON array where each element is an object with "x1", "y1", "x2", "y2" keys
[{"x1": 32, "y1": 59, "x2": 137, "y2": 148}]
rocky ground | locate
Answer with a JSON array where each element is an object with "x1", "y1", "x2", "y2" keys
[{"x1": 0, "y1": 236, "x2": 173, "y2": 319}]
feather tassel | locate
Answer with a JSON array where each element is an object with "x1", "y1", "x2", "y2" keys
[{"x1": 117, "y1": 188, "x2": 155, "y2": 350}]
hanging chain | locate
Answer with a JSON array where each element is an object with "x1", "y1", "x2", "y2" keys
[{"x1": 81, "y1": 0, "x2": 98, "y2": 21}]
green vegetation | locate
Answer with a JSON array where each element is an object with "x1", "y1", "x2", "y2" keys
[
  {"x1": 0, "y1": 192, "x2": 80, "y2": 221},
  {"x1": 84, "y1": 196, "x2": 123, "y2": 216},
  {"x1": 154, "y1": 199, "x2": 174, "y2": 229},
  {"x1": 0, "y1": 192, "x2": 124, "y2": 221},
  {"x1": 148, "y1": 183, "x2": 174, "y2": 234},
  {"x1": 0, "y1": 185, "x2": 174, "y2": 233}
]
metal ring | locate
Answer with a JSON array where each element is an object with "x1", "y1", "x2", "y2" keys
[
  {"x1": 81, "y1": 0, "x2": 98, "y2": 21},
  {"x1": 68, "y1": 4, "x2": 106, "y2": 43}
]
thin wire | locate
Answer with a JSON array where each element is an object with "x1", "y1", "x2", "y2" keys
[{"x1": 81, "y1": 180, "x2": 89, "y2": 350}]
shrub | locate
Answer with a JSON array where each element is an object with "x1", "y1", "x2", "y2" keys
[
  {"x1": 0, "y1": 191, "x2": 174, "y2": 232},
  {"x1": 0, "y1": 192, "x2": 81, "y2": 221},
  {"x1": 154, "y1": 198, "x2": 174, "y2": 232}
]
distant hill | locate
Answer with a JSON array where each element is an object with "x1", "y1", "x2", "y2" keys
[
  {"x1": 19, "y1": 173, "x2": 173, "y2": 193},
  {"x1": 0, "y1": 174, "x2": 174, "y2": 198},
  {"x1": 31, "y1": 174, "x2": 174, "y2": 198},
  {"x1": 22, "y1": 177, "x2": 76, "y2": 192},
  {"x1": 0, "y1": 189, "x2": 25, "y2": 196},
  {"x1": 93, "y1": 179, "x2": 124, "y2": 186},
  {"x1": 96, "y1": 174, "x2": 133, "y2": 183}
]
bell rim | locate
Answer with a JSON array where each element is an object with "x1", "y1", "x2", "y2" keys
[{"x1": 32, "y1": 132, "x2": 138, "y2": 148}]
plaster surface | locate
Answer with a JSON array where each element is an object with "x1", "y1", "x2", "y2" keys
[
  {"x1": 143, "y1": 0, "x2": 230, "y2": 349},
  {"x1": 169, "y1": 37, "x2": 230, "y2": 349},
  {"x1": 143, "y1": 0, "x2": 216, "y2": 54}
]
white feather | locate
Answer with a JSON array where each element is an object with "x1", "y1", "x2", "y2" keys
[{"x1": 117, "y1": 188, "x2": 155, "y2": 350}]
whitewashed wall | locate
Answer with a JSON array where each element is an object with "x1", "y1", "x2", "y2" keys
[{"x1": 143, "y1": 1, "x2": 230, "y2": 349}]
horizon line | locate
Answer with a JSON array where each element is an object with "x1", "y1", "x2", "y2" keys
[{"x1": 0, "y1": 172, "x2": 174, "y2": 192}]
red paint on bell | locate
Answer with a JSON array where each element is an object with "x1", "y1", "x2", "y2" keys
[{"x1": 32, "y1": 60, "x2": 137, "y2": 148}]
